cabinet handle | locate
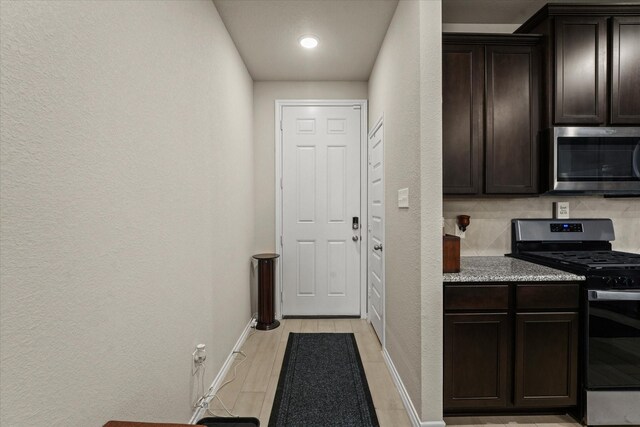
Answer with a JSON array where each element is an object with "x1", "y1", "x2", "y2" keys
[{"x1": 588, "y1": 290, "x2": 640, "y2": 301}]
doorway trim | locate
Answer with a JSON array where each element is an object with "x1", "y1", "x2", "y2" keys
[{"x1": 275, "y1": 99, "x2": 368, "y2": 319}]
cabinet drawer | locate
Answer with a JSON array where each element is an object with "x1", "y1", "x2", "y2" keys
[
  {"x1": 445, "y1": 285, "x2": 509, "y2": 311},
  {"x1": 516, "y1": 284, "x2": 579, "y2": 310}
]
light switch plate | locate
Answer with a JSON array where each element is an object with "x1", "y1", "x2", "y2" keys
[{"x1": 398, "y1": 188, "x2": 409, "y2": 208}]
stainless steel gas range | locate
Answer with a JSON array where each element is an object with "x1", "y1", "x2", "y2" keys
[{"x1": 509, "y1": 219, "x2": 640, "y2": 426}]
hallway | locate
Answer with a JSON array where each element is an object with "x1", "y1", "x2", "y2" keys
[{"x1": 208, "y1": 319, "x2": 411, "y2": 426}]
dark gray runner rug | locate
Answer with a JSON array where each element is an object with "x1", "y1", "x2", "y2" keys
[{"x1": 268, "y1": 333, "x2": 379, "y2": 427}]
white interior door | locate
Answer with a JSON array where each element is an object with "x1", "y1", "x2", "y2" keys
[
  {"x1": 368, "y1": 119, "x2": 384, "y2": 343},
  {"x1": 281, "y1": 105, "x2": 361, "y2": 316}
]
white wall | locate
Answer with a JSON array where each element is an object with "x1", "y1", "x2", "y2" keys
[
  {"x1": 0, "y1": 1, "x2": 254, "y2": 425},
  {"x1": 419, "y1": 1, "x2": 443, "y2": 422},
  {"x1": 369, "y1": 1, "x2": 443, "y2": 423},
  {"x1": 252, "y1": 81, "x2": 368, "y2": 252},
  {"x1": 368, "y1": 0, "x2": 423, "y2": 414}
]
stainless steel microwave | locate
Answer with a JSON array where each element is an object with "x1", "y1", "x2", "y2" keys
[{"x1": 549, "y1": 127, "x2": 640, "y2": 194}]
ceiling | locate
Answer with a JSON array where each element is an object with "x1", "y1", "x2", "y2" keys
[
  {"x1": 213, "y1": 0, "x2": 399, "y2": 81},
  {"x1": 215, "y1": 0, "x2": 636, "y2": 81}
]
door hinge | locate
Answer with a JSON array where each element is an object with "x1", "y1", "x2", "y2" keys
[
  {"x1": 353, "y1": 105, "x2": 361, "y2": 110},
  {"x1": 280, "y1": 235, "x2": 283, "y2": 247},
  {"x1": 280, "y1": 120, "x2": 283, "y2": 131},
  {"x1": 280, "y1": 177, "x2": 283, "y2": 189}
]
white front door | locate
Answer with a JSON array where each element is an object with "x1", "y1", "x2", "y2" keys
[
  {"x1": 281, "y1": 105, "x2": 362, "y2": 316},
  {"x1": 368, "y1": 118, "x2": 384, "y2": 343}
]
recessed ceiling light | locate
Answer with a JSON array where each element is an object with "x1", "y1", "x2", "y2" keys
[{"x1": 299, "y1": 35, "x2": 319, "y2": 49}]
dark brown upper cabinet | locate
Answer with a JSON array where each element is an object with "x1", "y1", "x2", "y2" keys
[
  {"x1": 555, "y1": 17, "x2": 607, "y2": 124},
  {"x1": 611, "y1": 16, "x2": 640, "y2": 124},
  {"x1": 442, "y1": 44, "x2": 483, "y2": 194},
  {"x1": 516, "y1": 4, "x2": 640, "y2": 127},
  {"x1": 443, "y1": 34, "x2": 541, "y2": 196},
  {"x1": 486, "y1": 45, "x2": 540, "y2": 194}
]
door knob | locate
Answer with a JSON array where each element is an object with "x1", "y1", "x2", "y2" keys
[
  {"x1": 352, "y1": 235, "x2": 359, "y2": 242},
  {"x1": 373, "y1": 244, "x2": 383, "y2": 251}
]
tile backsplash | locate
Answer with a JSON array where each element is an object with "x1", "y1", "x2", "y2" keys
[{"x1": 443, "y1": 196, "x2": 640, "y2": 256}]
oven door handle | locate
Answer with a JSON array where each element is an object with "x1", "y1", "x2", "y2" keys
[{"x1": 588, "y1": 290, "x2": 640, "y2": 301}]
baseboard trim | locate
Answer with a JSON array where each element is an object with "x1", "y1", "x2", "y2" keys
[
  {"x1": 283, "y1": 315, "x2": 360, "y2": 319},
  {"x1": 188, "y1": 317, "x2": 256, "y2": 424},
  {"x1": 382, "y1": 348, "x2": 446, "y2": 427}
]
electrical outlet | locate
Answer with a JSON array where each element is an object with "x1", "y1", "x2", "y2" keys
[
  {"x1": 553, "y1": 201, "x2": 570, "y2": 219},
  {"x1": 193, "y1": 344, "x2": 206, "y2": 365}
]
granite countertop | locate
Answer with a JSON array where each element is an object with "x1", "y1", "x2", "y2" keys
[{"x1": 443, "y1": 256, "x2": 585, "y2": 283}]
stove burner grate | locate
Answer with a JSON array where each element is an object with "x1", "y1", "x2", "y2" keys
[{"x1": 522, "y1": 250, "x2": 640, "y2": 270}]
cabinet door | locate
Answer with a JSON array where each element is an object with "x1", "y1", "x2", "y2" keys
[
  {"x1": 514, "y1": 312, "x2": 578, "y2": 407},
  {"x1": 443, "y1": 45, "x2": 484, "y2": 195},
  {"x1": 610, "y1": 16, "x2": 640, "y2": 124},
  {"x1": 554, "y1": 17, "x2": 607, "y2": 124},
  {"x1": 444, "y1": 313, "x2": 509, "y2": 410},
  {"x1": 485, "y1": 45, "x2": 540, "y2": 194}
]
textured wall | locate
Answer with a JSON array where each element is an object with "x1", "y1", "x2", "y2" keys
[
  {"x1": 252, "y1": 81, "x2": 368, "y2": 252},
  {"x1": 419, "y1": 1, "x2": 443, "y2": 422},
  {"x1": 444, "y1": 197, "x2": 640, "y2": 255},
  {"x1": 368, "y1": 0, "x2": 423, "y2": 413},
  {"x1": 0, "y1": 1, "x2": 254, "y2": 425}
]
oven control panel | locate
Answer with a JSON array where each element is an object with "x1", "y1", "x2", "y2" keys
[
  {"x1": 590, "y1": 275, "x2": 640, "y2": 289},
  {"x1": 606, "y1": 276, "x2": 639, "y2": 289},
  {"x1": 513, "y1": 218, "x2": 614, "y2": 242},
  {"x1": 550, "y1": 223, "x2": 583, "y2": 232}
]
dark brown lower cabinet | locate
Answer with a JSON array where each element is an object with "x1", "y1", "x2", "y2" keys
[
  {"x1": 444, "y1": 313, "x2": 510, "y2": 409},
  {"x1": 514, "y1": 312, "x2": 578, "y2": 407},
  {"x1": 444, "y1": 282, "x2": 581, "y2": 414}
]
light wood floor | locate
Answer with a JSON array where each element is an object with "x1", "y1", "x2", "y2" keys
[
  {"x1": 444, "y1": 415, "x2": 581, "y2": 427},
  {"x1": 209, "y1": 318, "x2": 412, "y2": 426},
  {"x1": 208, "y1": 318, "x2": 581, "y2": 427}
]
